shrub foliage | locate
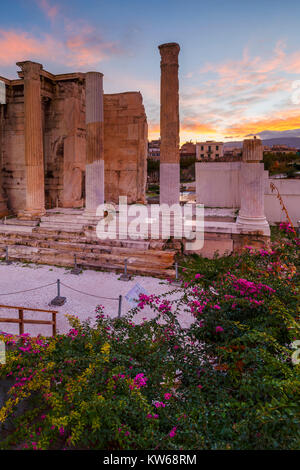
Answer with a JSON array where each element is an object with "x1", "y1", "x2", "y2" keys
[{"x1": 0, "y1": 223, "x2": 299, "y2": 450}]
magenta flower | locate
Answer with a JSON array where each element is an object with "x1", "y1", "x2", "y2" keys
[
  {"x1": 215, "y1": 326, "x2": 224, "y2": 333},
  {"x1": 169, "y1": 426, "x2": 177, "y2": 438}
]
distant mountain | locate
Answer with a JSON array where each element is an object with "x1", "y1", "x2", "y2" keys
[{"x1": 224, "y1": 137, "x2": 300, "y2": 149}]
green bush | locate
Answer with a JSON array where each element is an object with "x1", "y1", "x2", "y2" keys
[{"x1": 0, "y1": 224, "x2": 299, "y2": 450}]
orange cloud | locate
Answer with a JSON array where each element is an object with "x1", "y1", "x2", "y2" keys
[
  {"x1": 181, "y1": 121, "x2": 217, "y2": 134},
  {"x1": 224, "y1": 109, "x2": 300, "y2": 138},
  {"x1": 148, "y1": 121, "x2": 219, "y2": 143}
]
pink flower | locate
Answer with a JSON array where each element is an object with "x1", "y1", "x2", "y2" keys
[
  {"x1": 215, "y1": 326, "x2": 224, "y2": 333},
  {"x1": 154, "y1": 401, "x2": 166, "y2": 408},
  {"x1": 132, "y1": 373, "x2": 148, "y2": 389},
  {"x1": 197, "y1": 384, "x2": 203, "y2": 389},
  {"x1": 169, "y1": 426, "x2": 177, "y2": 438},
  {"x1": 164, "y1": 393, "x2": 172, "y2": 400},
  {"x1": 213, "y1": 304, "x2": 221, "y2": 310}
]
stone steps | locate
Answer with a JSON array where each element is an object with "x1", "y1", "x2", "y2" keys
[
  {"x1": 0, "y1": 238, "x2": 173, "y2": 261},
  {"x1": 0, "y1": 227, "x2": 176, "y2": 278},
  {"x1": 0, "y1": 229, "x2": 157, "y2": 250},
  {"x1": 0, "y1": 244, "x2": 175, "y2": 278}
]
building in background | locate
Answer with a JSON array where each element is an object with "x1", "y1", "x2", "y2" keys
[
  {"x1": 263, "y1": 145, "x2": 298, "y2": 155},
  {"x1": 180, "y1": 141, "x2": 196, "y2": 155},
  {"x1": 148, "y1": 139, "x2": 161, "y2": 160},
  {"x1": 196, "y1": 141, "x2": 224, "y2": 160},
  {"x1": 223, "y1": 147, "x2": 242, "y2": 159}
]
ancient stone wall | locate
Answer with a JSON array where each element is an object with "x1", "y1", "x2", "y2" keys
[
  {"x1": 0, "y1": 66, "x2": 148, "y2": 214},
  {"x1": 43, "y1": 77, "x2": 86, "y2": 209},
  {"x1": 103, "y1": 92, "x2": 147, "y2": 204},
  {"x1": 0, "y1": 81, "x2": 26, "y2": 212}
]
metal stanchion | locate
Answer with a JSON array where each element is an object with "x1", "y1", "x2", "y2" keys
[
  {"x1": 5, "y1": 246, "x2": 12, "y2": 265},
  {"x1": 50, "y1": 279, "x2": 66, "y2": 306},
  {"x1": 120, "y1": 258, "x2": 131, "y2": 281},
  {"x1": 173, "y1": 261, "x2": 181, "y2": 286},
  {"x1": 70, "y1": 254, "x2": 81, "y2": 275},
  {"x1": 118, "y1": 295, "x2": 122, "y2": 318}
]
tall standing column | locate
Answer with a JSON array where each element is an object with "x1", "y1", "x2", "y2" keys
[
  {"x1": 0, "y1": 102, "x2": 8, "y2": 217},
  {"x1": 158, "y1": 43, "x2": 180, "y2": 205},
  {"x1": 17, "y1": 61, "x2": 45, "y2": 219},
  {"x1": 236, "y1": 137, "x2": 270, "y2": 235},
  {"x1": 84, "y1": 72, "x2": 104, "y2": 215}
]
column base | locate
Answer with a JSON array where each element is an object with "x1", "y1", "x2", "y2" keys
[
  {"x1": 80, "y1": 209, "x2": 105, "y2": 226},
  {"x1": 17, "y1": 208, "x2": 46, "y2": 221},
  {"x1": 236, "y1": 215, "x2": 270, "y2": 236},
  {"x1": 159, "y1": 163, "x2": 180, "y2": 206}
]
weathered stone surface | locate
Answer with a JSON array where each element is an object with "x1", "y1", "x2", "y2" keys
[
  {"x1": 85, "y1": 72, "x2": 104, "y2": 212},
  {"x1": 158, "y1": 43, "x2": 180, "y2": 205},
  {"x1": 16, "y1": 61, "x2": 45, "y2": 219},
  {"x1": 0, "y1": 64, "x2": 147, "y2": 215},
  {"x1": 103, "y1": 92, "x2": 147, "y2": 204},
  {"x1": 236, "y1": 138, "x2": 270, "y2": 236}
]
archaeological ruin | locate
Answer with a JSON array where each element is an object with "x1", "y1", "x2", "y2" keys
[
  {"x1": 0, "y1": 42, "x2": 297, "y2": 277},
  {"x1": 0, "y1": 61, "x2": 147, "y2": 217}
]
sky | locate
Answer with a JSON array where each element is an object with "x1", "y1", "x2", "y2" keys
[{"x1": 1, "y1": 0, "x2": 300, "y2": 143}]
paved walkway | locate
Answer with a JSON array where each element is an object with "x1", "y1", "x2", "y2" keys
[{"x1": 0, "y1": 262, "x2": 192, "y2": 337}]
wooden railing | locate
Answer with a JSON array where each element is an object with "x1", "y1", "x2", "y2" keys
[{"x1": 0, "y1": 305, "x2": 58, "y2": 336}]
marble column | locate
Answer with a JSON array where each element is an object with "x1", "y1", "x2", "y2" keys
[
  {"x1": 0, "y1": 103, "x2": 8, "y2": 216},
  {"x1": 17, "y1": 61, "x2": 45, "y2": 219},
  {"x1": 158, "y1": 43, "x2": 180, "y2": 205},
  {"x1": 236, "y1": 137, "x2": 270, "y2": 235},
  {"x1": 84, "y1": 72, "x2": 104, "y2": 215}
]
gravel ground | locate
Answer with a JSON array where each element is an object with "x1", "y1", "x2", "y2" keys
[{"x1": 0, "y1": 262, "x2": 193, "y2": 337}]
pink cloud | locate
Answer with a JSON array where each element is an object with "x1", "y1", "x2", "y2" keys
[
  {"x1": 0, "y1": 30, "x2": 60, "y2": 65},
  {"x1": 36, "y1": 0, "x2": 59, "y2": 19},
  {"x1": 0, "y1": 26, "x2": 121, "y2": 70}
]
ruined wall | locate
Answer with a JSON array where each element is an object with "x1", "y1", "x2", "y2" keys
[
  {"x1": 0, "y1": 106, "x2": 9, "y2": 216},
  {"x1": 103, "y1": 92, "x2": 147, "y2": 204},
  {"x1": 0, "y1": 74, "x2": 86, "y2": 212},
  {"x1": 0, "y1": 68, "x2": 148, "y2": 214},
  {"x1": 0, "y1": 82, "x2": 26, "y2": 212},
  {"x1": 43, "y1": 78, "x2": 86, "y2": 209}
]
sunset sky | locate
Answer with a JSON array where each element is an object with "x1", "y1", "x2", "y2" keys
[{"x1": 1, "y1": 0, "x2": 300, "y2": 143}]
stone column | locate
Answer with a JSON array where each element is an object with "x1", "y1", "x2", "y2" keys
[
  {"x1": 84, "y1": 72, "x2": 104, "y2": 215},
  {"x1": 17, "y1": 61, "x2": 45, "y2": 219},
  {"x1": 236, "y1": 137, "x2": 270, "y2": 235},
  {"x1": 0, "y1": 103, "x2": 8, "y2": 216},
  {"x1": 158, "y1": 43, "x2": 180, "y2": 205}
]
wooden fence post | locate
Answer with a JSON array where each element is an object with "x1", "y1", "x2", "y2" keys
[
  {"x1": 18, "y1": 309, "x2": 24, "y2": 335},
  {"x1": 52, "y1": 312, "x2": 56, "y2": 336}
]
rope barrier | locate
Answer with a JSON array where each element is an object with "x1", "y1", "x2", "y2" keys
[
  {"x1": 59, "y1": 282, "x2": 119, "y2": 301},
  {"x1": 0, "y1": 282, "x2": 57, "y2": 296}
]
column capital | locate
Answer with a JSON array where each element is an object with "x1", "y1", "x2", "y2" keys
[
  {"x1": 85, "y1": 71, "x2": 104, "y2": 78},
  {"x1": 17, "y1": 61, "x2": 43, "y2": 80},
  {"x1": 158, "y1": 43, "x2": 180, "y2": 65}
]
